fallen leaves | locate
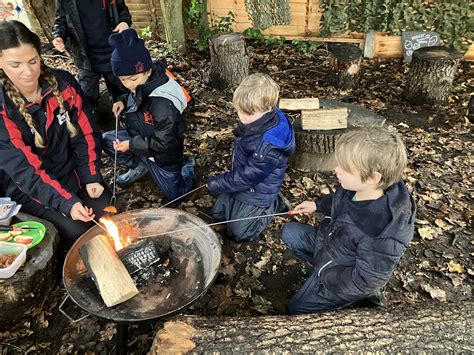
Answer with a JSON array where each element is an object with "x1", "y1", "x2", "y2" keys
[{"x1": 421, "y1": 283, "x2": 447, "y2": 302}]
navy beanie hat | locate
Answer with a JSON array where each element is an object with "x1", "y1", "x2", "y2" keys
[{"x1": 109, "y1": 29, "x2": 152, "y2": 77}]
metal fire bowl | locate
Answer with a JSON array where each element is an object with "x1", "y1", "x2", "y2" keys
[{"x1": 63, "y1": 208, "x2": 222, "y2": 323}]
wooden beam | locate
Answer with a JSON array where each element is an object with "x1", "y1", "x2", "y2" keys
[
  {"x1": 301, "y1": 108, "x2": 348, "y2": 130},
  {"x1": 79, "y1": 235, "x2": 139, "y2": 307},
  {"x1": 279, "y1": 98, "x2": 320, "y2": 111}
]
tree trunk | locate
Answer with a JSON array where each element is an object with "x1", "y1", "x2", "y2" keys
[
  {"x1": 404, "y1": 46, "x2": 462, "y2": 106},
  {"x1": 159, "y1": 0, "x2": 186, "y2": 51},
  {"x1": 150, "y1": 301, "x2": 474, "y2": 353},
  {"x1": 208, "y1": 32, "x2": 249, "y2": 89},
  {"x1": 24, "y1": 0, "x2": 56, "y2": 42},
  {"x1": 328, "y1": 43, "x2": 362, "y2": 90},
  {"x1": 0, "y1": 213, "x2": 60, "y2": 329},
  {"x1": 288, "y1": 99, "x2": 385, "y2": 172}
]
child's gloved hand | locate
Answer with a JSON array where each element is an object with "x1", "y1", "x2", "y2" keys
[
  {"x1": 112, "y1": 101, "x2": 125, "y2": 117},
  {"x1": 292, "y1": 201, "x2": 317, "y2": 215}
]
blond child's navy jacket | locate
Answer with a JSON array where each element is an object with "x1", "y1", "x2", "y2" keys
[
  {"x1": 313, "y1": 180, "x2": 416, "y2": 303},
  {"x1": 208, "y1": 108, "x2": 295, "y2": 208}
]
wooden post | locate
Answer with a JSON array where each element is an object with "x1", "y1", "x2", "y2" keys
[
  {"x1": 159, "y1": 0, "x2": 186, "y2": 51},
  {"x1": 209, "y1": 32, "x2": 249, "y2": 89},
  {"x1": 404, "y1": 46, "x2": 463, "y2": 106},
  {"x1": 79, "y1": 235, "x2": 139, "y2": 307},
  {"x1": 328, "y1": 43, "x2": 363, "y2": 90}
]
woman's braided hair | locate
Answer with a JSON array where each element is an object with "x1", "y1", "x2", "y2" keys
[{"x1": 0, "y1": 21, "x2": 76, "y2": 148}]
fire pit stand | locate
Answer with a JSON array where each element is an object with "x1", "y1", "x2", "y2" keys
[{"x1": 61, "y1": 208, "x2": 222, "y2": 354}]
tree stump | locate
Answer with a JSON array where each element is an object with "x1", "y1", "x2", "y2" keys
[
  {"x1": 288, "y1": 99, "x2": 385, "y2": 172},
  {"x1": 328, "y1": 43, "x2": 363, "y2": 90},
  {"x1": 208, "y1": 33, "x2": 249, "y2": 89},
  {"x1": 150, "y1": 301, "x2": 474, "y2": 353},
  {"x1": 0, "y1": 213, "x2": 60, "y2": 328},
  {"x1": 404, "y1": 46, "x2": 463, "y2": 105}
]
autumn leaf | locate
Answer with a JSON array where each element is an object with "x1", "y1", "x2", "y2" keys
[
  {"x1": 421, "y1": 283, "x2": 447, "y2": 302},
  {"x1": 447, "y1": 261, "x2": 465, "y2": 273},
  {"x1": 418, "y1": 226, "x2": 436, "y2": 240}
]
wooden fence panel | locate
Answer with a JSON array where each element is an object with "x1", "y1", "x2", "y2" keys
[{"x1": 207, "y1": 0, "x2": 321, "y2": 38}]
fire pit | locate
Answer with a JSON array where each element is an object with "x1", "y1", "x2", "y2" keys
[{"x1": 62, "y1": 208, "x2": 221, "y2": 352}]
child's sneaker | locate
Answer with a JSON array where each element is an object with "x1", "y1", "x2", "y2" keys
[
  {"x1": 363, "y1": 289, "x2": 386, "y2": 307},
  {"x1": 116, "y1": 161, "x2": 148, "y2": 186},
  {"x1": 181, "y1": 155, "x2": 196, "y2": 179}
]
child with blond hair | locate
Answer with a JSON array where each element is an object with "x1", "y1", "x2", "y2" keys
[
  {"x1": 208, "y1": 73, "x2": 295, "y2": 242},
  {"x1": 283, "y1": 126, "x2": 416, "y2": 314}
]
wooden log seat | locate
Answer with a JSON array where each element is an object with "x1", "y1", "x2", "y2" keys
[
  {"x1": 288, "y1": 99, "x2": 385, "y2": 172},
  {"x1": 328, "y1": 43, "x2": 363, "y2": 90},
  {"x1": 404, "y1": 46, "x2": 463, "y2": 106},
  {"x1": 208, "y1": 32, "x2": 249, "y2": 89},
  {"x1": 0, "y1": 213, "x2": 60, "y2": 328}
]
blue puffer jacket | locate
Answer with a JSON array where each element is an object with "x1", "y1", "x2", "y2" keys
[
  {"x1": 208, "y1": 109, "x2": 295, "y2": 208},
  {"x1": 313, "y1": 180, "x2": 416, "y2": 303}
]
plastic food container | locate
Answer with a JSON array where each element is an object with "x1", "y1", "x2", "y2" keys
[{"x1": 0, "y1": 241, "x2": 27, "y2": 279}]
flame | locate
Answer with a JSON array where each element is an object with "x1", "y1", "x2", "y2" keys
[{"x1": 100, "y1": 217, "x2": 125, "y2": 251}]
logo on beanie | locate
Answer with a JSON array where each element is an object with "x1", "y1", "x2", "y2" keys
[{"x1": 135, "y1": 61, "x2": 145, "y2": 73}]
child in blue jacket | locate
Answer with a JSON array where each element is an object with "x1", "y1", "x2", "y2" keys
[
  {"x1": 208, "y1": 73, "x2": 295, "y2": 242},
  {"x1": 102, "y1": 29, "x2": 195, "y2": 201},
  {"x1": 283, "y1": 126, "x2": 416, "y2": 314}
]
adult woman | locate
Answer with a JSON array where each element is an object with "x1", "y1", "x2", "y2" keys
[{"x1": 0, "y1": 21, "x2": 111, "y2": 249}]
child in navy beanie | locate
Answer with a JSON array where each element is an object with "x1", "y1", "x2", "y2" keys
[
  {"x1": 102, "y1": 28, "x2": 196, "y2": 202},
  {"x1": 109, "y1": 28, "x2": 153, "y2": 77}
]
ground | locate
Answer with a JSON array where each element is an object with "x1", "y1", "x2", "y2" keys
[{"x1": 0, "y1": 40, "x2": 472, "y2": 354}]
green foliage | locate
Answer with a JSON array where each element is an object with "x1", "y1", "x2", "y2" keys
[
  {"x1": 243, "y1": 27, "x2": 265, "y2": 42},
  {"x1": 291, "y1": 39, "x2": 319, "y2": 54},
  {"x1": 320, "y1": 0, "x2": 473, "y2": 52},
  {"x1": 186, "y1": 0, "x2": 236, "y2": 52},
  {"x1": 140, "y1": 25, "x2": 153, "y2": 39}
]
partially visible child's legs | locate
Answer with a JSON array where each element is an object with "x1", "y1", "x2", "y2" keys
[
  {"x1": 102, "y1": 130, "x2": 148, "y2": 186},
  {"x1": 139, "y1": 155, "x2": 195, "y2": 202},
  {"x1": 281, "y1": 222, "x2": 320, "y2": 263},
  {"x1": 211, "y1": 194, "x2": 281, "y2": 242},
  {"x1": 288, "y1": 270, "x2": 346, "y2": 314}
]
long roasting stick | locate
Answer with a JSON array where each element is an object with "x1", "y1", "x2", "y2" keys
[{"x1": 138, "y1": 211, "x2": 293, "y2": 239}]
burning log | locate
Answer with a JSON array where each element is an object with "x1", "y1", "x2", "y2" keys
[
  {"x1": 79, "y1": 234, "x2": 139, "y2": 307},
  {"x1": 118, "y1": 239, "x2": 171, "y2": 287}
]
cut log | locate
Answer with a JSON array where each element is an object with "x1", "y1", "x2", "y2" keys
[
  {"x1": 209, "y1": 33, "x2": 249, "y2": 89},
  {"x1": 404, "y1": 46, "x2": 463, "y2": 106},
  {"x1": 328, "y1": 43, "x2": 363, "y2": 90},
  {"x1": 79, "y1": 234, "x2": 138, "y2": 307},
  {"x1": 301, "y1": 108, "x2": 348, "y2": 130},
  {"x1": 0, "y1": 213, "x2": 60, "y2": 329},
  {"x1": 150, "y1": 301, "x2": 474, "y2": 353},
  {"x1": 279, "y1": 98, "x2": 320, "y2": 111},
  {"x1": 288, "y1": 99, "x2": 385, "y2": 172}
]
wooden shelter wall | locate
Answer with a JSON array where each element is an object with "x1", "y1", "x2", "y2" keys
[
  {"x1": 207, "y1": 0, "x2": 321, "y2": 38},
  {"x1": 127, "y1": 0, "x2": 165, "y2": 38}
]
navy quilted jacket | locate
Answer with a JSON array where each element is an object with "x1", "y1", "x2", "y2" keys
[
  {"x1": 313, "y1": 180, "x2": 416, "y2": 302},
  {"x1": 208, "y1": 109, "x2": 295, "y2": 208}
]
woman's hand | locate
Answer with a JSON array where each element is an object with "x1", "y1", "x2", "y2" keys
[
  {"x1": 113, "y1": 139, "x2": 130, "y2": 152},
  {"x1": 112, "y1": 101, "x2": 125, "y2": 117},
  {"x1": 292, "y1": 201, "x2": 317, "y2": 216},
  {"x1": 70, "y1": 202, "x2": 94, "y2": 222},
  {"x1": 113, "y1": 22, "x2": 129, "y2": 33},
  {"x1": 86, "y1": 183, "x2": 104, "y2": 199}
]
